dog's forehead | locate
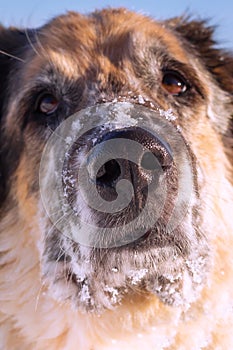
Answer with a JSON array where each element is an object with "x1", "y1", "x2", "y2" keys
[{"x1": 33, "y1": 9, "x2": 190, "y2": 69}]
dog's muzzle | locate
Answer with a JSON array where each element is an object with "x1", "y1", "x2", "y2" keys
[{"x1": 40, "y1": 102, "x2": 194, "y2": 248}]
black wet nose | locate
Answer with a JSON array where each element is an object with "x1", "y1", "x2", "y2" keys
[{"x1": 87, "y1": 127, "x2": 173, "y2": 201}]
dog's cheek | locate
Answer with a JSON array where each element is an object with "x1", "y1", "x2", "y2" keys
[
  {"x1": 187, "y1": 116, "x2": 232, "y2": 237},
  {"x1": 0, "y1": 154, "x2": 44, "y2": 316},
  {"x1": 14, "y1": 155, "x2": 42, "y2": 238}
]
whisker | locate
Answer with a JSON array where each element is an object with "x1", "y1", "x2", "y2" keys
[
  {"x1": 25, "y1": 28, "x2": 41, "y2": 57},
  {"x1": 34, "y1": 30, "x2": 48, "y2": 58},
  {"x1": 34, "y1": 281, "x2": 46, "y2": 312},
  {"x1": 0, "y1": 49, "x2": 25, "y2": 62}
]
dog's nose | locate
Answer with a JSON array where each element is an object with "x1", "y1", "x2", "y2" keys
[{"x1": 86, "y1": 127, "x2": 173, "y2": 202}]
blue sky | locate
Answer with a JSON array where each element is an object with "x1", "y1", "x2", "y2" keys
[{"x1": 0, "y1": 0, "x2": 232, "y2": 49}]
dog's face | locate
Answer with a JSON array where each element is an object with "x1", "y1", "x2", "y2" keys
[{"x1": 0, "y1": 9, "x2": 232, "y2": 315}]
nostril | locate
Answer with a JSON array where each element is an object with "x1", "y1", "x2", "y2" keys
[
  {"x1": 140, "y1": 151, "x2": 160, "y2": 171},
  {"x1": 141, "y1": 148, "x2": 173, "y2": 172},
  {"x1": 96, "y1": 159, "x2": 121, "y2": 187}
]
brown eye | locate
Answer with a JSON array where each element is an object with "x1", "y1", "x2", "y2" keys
[
  {"x1": 162, "y1": 71, "x2": 188, "y2": 96},
  {"x1": 37, "y1": 94, "x2": 59, "y2": 115}
]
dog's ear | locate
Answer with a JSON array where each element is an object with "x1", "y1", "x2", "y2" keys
[
  {"x1": 0, "y1": 27, "x2": 29, "y2": 204},
  {"x1": 0, "y1": 26, "x2": 28, "y2": 119},
  {"x1": 166, "y1": 17, "x2": 233, "y2": 95}
]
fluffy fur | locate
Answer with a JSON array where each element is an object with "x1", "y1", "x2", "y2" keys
[{"x1": 0, "y1": 8, "x2": 232, "y2": 350}]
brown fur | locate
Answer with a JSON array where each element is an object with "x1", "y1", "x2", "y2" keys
[{"x1": 0, "y1": 8, "x2": 233, "y2": 350}]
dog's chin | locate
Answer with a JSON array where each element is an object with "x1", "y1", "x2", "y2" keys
[{"x1": 42, "y1": 217, "x2": 210, "y2": 313}]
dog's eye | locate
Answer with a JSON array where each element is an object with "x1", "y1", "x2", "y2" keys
[
  {"x1": 162, "y1": 71, "x2": 188, "y2": 96},
  {"x1": 37, "y1": 94, "x2": 59, "y2": 115}
]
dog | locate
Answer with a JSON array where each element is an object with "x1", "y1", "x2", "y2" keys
[{"x1": 0, "y1": 8, "x2": 232, "y2": 350}]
